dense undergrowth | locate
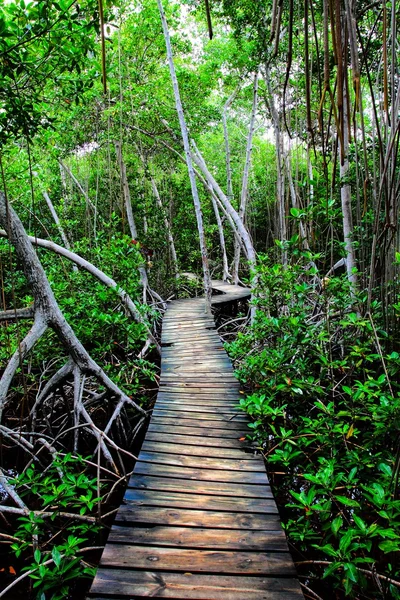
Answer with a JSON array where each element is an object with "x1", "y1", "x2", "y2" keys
[
  {"x1": 229, "y1": 252, "x2": 400, "y2": 599},
  {"x1": 0, "y1": 230, "x2": 161, "y2": 599}
]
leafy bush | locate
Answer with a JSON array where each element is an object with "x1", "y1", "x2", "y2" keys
[
  {"x1": 9, "y1": 454, "x2": 102, "y2": 600},
  {"x1": 229, "y1": 252, "x2": 400, "y2": 598}
]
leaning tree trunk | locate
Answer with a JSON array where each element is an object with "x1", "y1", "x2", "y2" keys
[
  {"x1": 222, "y1": 84, "x2": 241, "y2": 200},
  {"x1": 115, "y1": 142, "x2": 166, "y2": 308},
  {"x1": 42, "y1": 191, "x2": 78, "y2": 272},
  {"x1": 0, "y1": 227, "x2": 159, "y2": 349},
  {"x1": 210, "y1": 194, "x2": 231, "y2": 281},
  {"x1": 232, "y1": 72, "x2": 259, "y2": 284},
  {"x1": 157, "y1": 0, "x2": 212, "y2": 311},
  {"x1": 0, "y1": 192, "x2": 147, "y2": 469},
  {"x1": 264, "y1": 65, "x2": 287, "y2": 267},
  {"x1": 139, "y1": 152, "x2": 179, "y2": 278},
  {"x1": 191, "y1": 142, "x2": 256, "y2": 270}
]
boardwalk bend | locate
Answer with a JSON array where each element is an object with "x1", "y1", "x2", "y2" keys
[{"x1": 88, "y1": 281, "x2": 303, "y2": 599}]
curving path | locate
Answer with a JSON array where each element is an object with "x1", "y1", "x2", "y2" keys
[{"x1": 88, "y1": 281, "x2": 303, "y2": 599}]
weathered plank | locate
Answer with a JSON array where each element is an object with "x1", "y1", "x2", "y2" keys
[
  {"x1": 134, "y1": 462, "x2": 269, "y2": 484},
  {"x1": 146, "y1": 423, "x2": 250, "y2": 439},
  {"x1": 145, "y1": 431, "x2": 253, "y2": 449},
  {"x1": 141, "y1": 440, "x2": 258, "y2": 460},
  {"x1": 115, "y1": 506, "x2": 282, "y2": 530},
  {"x1": 99, "y1": 545, "x2": 296, "y2": 575},
  {"x1": 89, "y1": 570, "x2": 303, "y2": 599},
  {"x1": 137, "y1": 450, "x2": 265, "y2": 472},
  {"x1": 108, "y1": 525, "x2": 287, "y2": 550},
  {"x1": 127, "y1": 474, "x2": 273, "y2": 498},
  {"x1": 123, "y1": 488, "x2": 278, "y2": 513}
]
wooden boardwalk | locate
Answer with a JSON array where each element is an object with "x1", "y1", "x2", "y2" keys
[{"x1": 88, "y1": 282, "x2": 303, "y2": 599}]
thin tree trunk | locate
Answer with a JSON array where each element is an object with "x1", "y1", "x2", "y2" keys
[
  {"x1": 42, "y1": 191, "x2": 78, "y2": 272},
  {"x1": 285, "y1": 153, "x2": 310, "y2": 250},
  {"x1": 191, "y1": 142, "x2": 256, "y2": 270},
  {"x1": 58, "y1": 161, "x2": 97, "y2": 213},
  {"x1": 157, "y1": 0, "x2": 212, "y2": 311},
  {"x1": 233, "y1": 72, "x2": 259, "y2": 283},
  {"x1": 0, "y1": 193, "x2": 146, "y2": 437},
  {"x1": 115, "y1": 142, "x2": 138, "y2": 239},
  {"x1": 210, "y1": 194, "x2": 231, "y2": 281},
  {"x1": 222, "y1": 85, "x2": 241, "y2": 200},
  {"x1": 115, "y1": 142, "x2": 165, "y2": 308},
  {"x1": 139, "y1": 152, "x2": 179, "y2": 277},
  {"x1": 339, "y1": 69, "x2": 357, "y2": 287},
  {"x1": 264, "y1": 65, "x2": 287, "y2": 266},
  {"x1": 0, "y1": 228, "x2": 158, "y2": 349}
]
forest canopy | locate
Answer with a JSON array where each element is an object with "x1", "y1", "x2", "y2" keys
[{"x1": 0, "y1": 0, "x2": 399, "y2": 598}]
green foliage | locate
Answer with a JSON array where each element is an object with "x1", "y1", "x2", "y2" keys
[
  {"x1": 0, "y1": 0, "x2": 103, "y2": 144},
  {"x1": 10, "y1": 453, "x2": 100, "y2": 599},
  {"x1": 229, "y1": 252, "x2": 400, "y2": 598}
]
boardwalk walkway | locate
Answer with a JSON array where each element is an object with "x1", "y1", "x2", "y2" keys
[{"x1": 88, "y1": 282, "x2": 303, "y2": 599}]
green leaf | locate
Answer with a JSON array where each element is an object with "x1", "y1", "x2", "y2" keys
[
  {"x1": 334, "y1": 495, "x2": 360, "y2": 508},
  {"x1": 344, "y1": 562, "x2": 358, "y2": 583},
  {"x1": 379, "y1": 540, "x2": 400, "y2": 553},
  {"x1": 331, "y1": 516, "x2": 343, "y2": 536}
]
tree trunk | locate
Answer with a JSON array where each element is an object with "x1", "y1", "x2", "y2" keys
[
  {"x1": 58, "y1": 160, "x2": 97, "y2": 213},
  {"x1": 210, "y1": 194, "x2": 231, "y2": 281},
  {"x1": 139, "y1": 152, "x2": 179, "y2": 277},
  {"x1": 264, "y1": 65, "x2": 287, "y2": 266},
  {"x1": 0, "y1": 227, "x2": 158, "y2": 347},
  {"x1": 232, "y1": 72, "x2": 259, "y2": 283},
  {"x1": 0, "y1": 192, "x2": 146, "y2": 467},
  {"x1": 191, "y1": 142, "x2": 256, "y2": 271},
  {"x1": 157, "y1": 0, "x2": 212, "y2": 311},
  {"x1": 339, "y1": 65, "x2": 357, "y2": 287},
  {"x1": 42, "y1": 191, "x2": 78, "y2": 272},
  {"x1": 222, "y1": 85, "x2": 241, "y2": 200}
]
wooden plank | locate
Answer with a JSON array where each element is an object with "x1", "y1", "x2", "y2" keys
[
  {"x1": 157, "y1": 390, "x2": 238, "y2": 397},
  {"x1": 107, "y1": 525, "x2": 287, "y2": 550},
  {"x1": 156, "y1": 400, "x2": 240, "y2": 408},
  {"x1": 123, "y1": 489, "x2": 277, "y2": 513},
  {"x1": 151, "y1": 410, "x2": 246, "y2": 422},
  {"x1": 154, "y1": 405, "x2": 243, "y2": 416},
  {"x1": 127, "y1": 474, "x2": 272, "y2": 498},
  {"x1": 147, "y1": 423, "x2": 250, "y2": 439},
  {"x1": 159, "y1": 382, "x2": 240, "y2": 389},
  {"x1": 150, "y1": 416, "x2": 249, "y2": 431},
  {"x1": 137, "y1": 451, "x2": 264, "y2": 472},
  {"x1": 141, "y1": 441, "x2": 258, "y2": 460},
  {"x1": 115, "y1": 507, "x2": 283, "y2": 530},
  {"x1": 134, "y1": 462, "x2": 268, "y2": 484},
  {"x1": 145, "y1": 431, "x2": 253, "y2": 449},
  {"x1": 98, "y1": 545, "x2": 295, "y2": 576},
  {"x1": 89, "y1": 570, "x2": 303, "y2": 599}
]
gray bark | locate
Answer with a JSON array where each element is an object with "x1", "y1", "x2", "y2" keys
[
  {"x1": 0, "y1": 228, "x2": 157, "y2": 345},
  {"x1": 139, "y1": 152, "x2": 179, "y2": 277},
  {"x1": 0, "y1": 193, "x2": 147, "y2": 430},
  {"x1": 339, "y1": 81, "x2": 357, "y2": 286},
  {"x1": 157, "y1": 0, "x2": 212, "y2": 311},
  {"x1": 191, "y1": 142, "x2": 256, "y2": 269},
  {"x1": 264, "y1": 65, "x2": 287, "y2": 266},
  {"x1": 42, "y1": 191, "x2": 78, "y2": 272},
  {"x1": 233, "y1": 73, "x2": 259, "y2": 283},
  {"x1": 222, "y1": 85, "x2": 241, "y2": 200},
  {"x1": 115, "y1": 142, "x2": 165, "y2": 309},
  {"x1": 58, "y1": 160, "x2": 97, "y2": 213},
  {"x1": 210, "y1": 194, "x2": 231, "y2": 281}
]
